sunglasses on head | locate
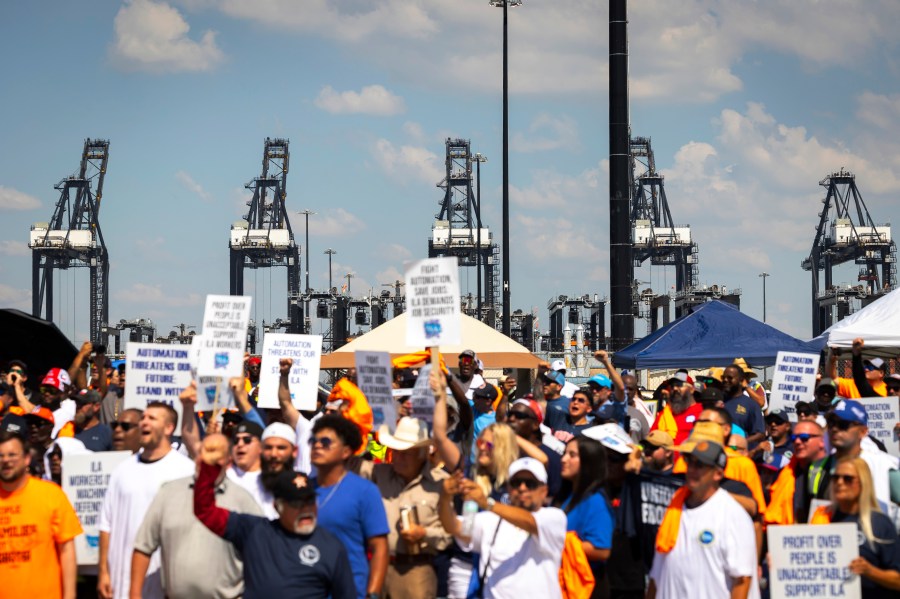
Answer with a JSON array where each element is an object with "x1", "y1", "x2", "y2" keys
[
  {"x1": 790, "y1": 433, "x2": 822, "y2": 443},
  {"x1": 833, "y1": 474, "x2": 858, "y2": 485},
  {"x1": 111, "y1": 421, "x2": 136, "y2": 431},
  {"x1": 509, "y1": 477, "x2": 542, "y2": 490},
  {"x1": 308, "y1": 436, "x2": 335, "y2": 449}
]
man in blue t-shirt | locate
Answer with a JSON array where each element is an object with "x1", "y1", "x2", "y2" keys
[
  {"x1": 73, "y1": 389, "x2": 113, "y2": 451},
  {"x1": 722, "y1": 364, "x2": 765, "y2": 446},
  {"x1": 310, "y1": 415, "x2": 389, "y2": 598},
  {"x1": 194, "y1": 434, "x2": 357, "y2": 599}
]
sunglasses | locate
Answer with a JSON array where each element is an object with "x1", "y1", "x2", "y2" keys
[
  {"x1": 642, "y1": 443, "x2": 660, "y2": 456},
  {"x1": 40, "y1": 386, "x2": 63, "y2": 395},
  {"x1": 234, "y1": 435, "x2": 256, "y2": 446},
  {"x1": 308, "y1": 436, "x2": 335, "y2": 449},
  {"x1": 507, "y1": 411, "x2": 535, "y2": 421},
  {"x1": 476, "y1": 439, "x2": 494, "y2": 451},
  {"x1": 10, "y1": 368, "x2": 25, "y2": 376},
  {"x1": 790, "y1": 433, "x2": 822, "y2": 443},
  {"x1": 729, "y1": 445, "x2": 747, "y2": 452},
  {"x1": 863, "y1": 363, "x2": 877, "y2": 372},
  {"x1": 509, "y1": 477, "x2": 542, "y2": 490},
  {"x1": 827, "y1": 419, "x2": 858, "y2": 431},
  {"x1": 111, "y1": 421, "x2": 136, "y2": 431},
  {"x1": 570, "y1": 396, "x2": 590, "y2": 404},
  {"x1": 833, "y1": 474, "x2": 858, "y2": 485}
]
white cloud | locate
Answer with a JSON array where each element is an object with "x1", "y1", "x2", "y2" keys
[
  {"x1": 307, "y1": 208, "x2": 366, "y2": 237},
  {"x1": 0, "y1": 186, "x2": 40, "y2": 210},
  {"x1": 402, "y1": 122, "x2": 426, "y2": 144},
  {"x1": 111, "y1": 0, "x2": 224, "y2": 73},
  {"x1": 0, "y1": 241, "x2": 29, "y2": 256},
  {"x1": 314, "y1": 85, "x2": 405, "y2": 116},
  {"x1": 857, "y1": 91, "x2": 900, "y2": 130},
  {"x1": 375, "y1": 266, "x2": 404, "y2": 285},
  {"x1": 511, "y1": 114, "x2": 579, "y2": 153},
  {"x1": 175, "y1": 171, "x2": 213, "y2": 202},
  {"x1": 371, "y1": 139, "x2": 444, "y2": 185},
  {"x1": 115, "y1": 282, "x2": 202, "y2": 307},
  {"x1": 510, "y1": 162, "x2": 602, "y2": 209},
  {"x1": 0, "y1": 284, "x2": 31, "y2": 311}
]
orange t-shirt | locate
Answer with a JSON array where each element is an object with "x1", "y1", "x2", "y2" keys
[
  {"x1": 836, "y1": 377, "x2": 886, "y2": 399},
  {"x1": 0, "y1": 476, "x2": 83, "y2": 599}
]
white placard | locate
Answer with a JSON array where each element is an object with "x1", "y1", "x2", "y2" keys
[
  {"x1": 767, "y1": 523, "x2": 861, "y2": 599},
  {"x1": 405, "y1": 257, "x2": 461, "y2": 347},
  {"x1": 580, "y1": 423, "x2": 633, "y2": 454},
  {"x1": 195, "y1": 376, "x2": 234, "y2": 413},
  {"x1": 61, "y1": 451, "x2": 131, "y2": 565},
  {"x1": 124, "y1": 342, "x2": 194, "y2": 424},
  {"x1": 257, "y1": 334, "x2": 322, "y2": 410},
  {"x1": 769, "y1": 351, "x2": 821, "y2": 418},
  {"x1": 410, "y1": 364, "x2": 435, "y2": 428},
  {"x1": 355, "y1": 351, "x2": 395, "y2": 431},
  {"x1": 861, "y1": 396, "x2": 900, "y2": 457},
  {"x1": 197, "y1": 294, "x2": 252, "y2": 378}
]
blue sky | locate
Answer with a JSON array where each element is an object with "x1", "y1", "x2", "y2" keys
[{"x1": 2, "y1": 0, "x2": 899, "y2": 347}]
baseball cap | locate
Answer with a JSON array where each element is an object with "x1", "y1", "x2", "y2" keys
[
  {"x1": 74, "y1": 389, "x2": 102, "y2": 404},
  {"x1": 698, "y1": 386, "x2": 725, "y2": 405},
  {"x1": 668, "y1": 371, "x2": 694, "y2": 386},
  {"x1": 765, "y1": 409, "x2": 789, "y2": 424},
  {"x1": 644, "y1": 430, "x2": 674, "y2": 451},
  {"x1": 270, "y1": 470, "x2": 317, "y2": 504},
  {"x1": 588, "y1": 374, "x2": 612, "y2": 389},
  {"x1": 24, "y1": 406, "x2": 55, "y2": 425},
  {"x1": 396, "y1": 368, "x2": 418, "y2": 388},
  {"x1": 508, "y1": 457, "x2": 548, "y2": 484},
  {"x1": 550, "y1": 359, "x2": 567, "y2": 372},
  {"x1": 0, "y1": 414, "x2": 28, "y2": 439},
  {"x1": 247, "y1": 356, "x2": 262, "y2": 366},
  {"x1": 236, "y1": 420, "x2": 264, "y2": 439},
  {"x1": 41, "y1": 368, "x2": 72, "y2": 392},
  {"x1": 816, "y1": 378, "x2": 837, "y2": 391},
  {"x1": 472, "y1": 384, "x2": 499, "y2": 402},
  {"x1": 542, "y1": 370, "x2": 565, "y2": 386},
  {"x1": 261, "y1": 422, "x2": 297, "y2": 446},
  {"x1": 830, "y1": 399, "x2": 868, "y2": 426},
  {"x1": 511, "y1": 398, "x2": 543, "y2": 425},
  {"x1": 458, "y1": 349, "x2": 477, "y2": 360},
  {"x1": 680, "y1": 440, "x2": 728, "y2": 469},
  {"x1": 864, "y1": 357, "x2": 886, "y2": 370}
]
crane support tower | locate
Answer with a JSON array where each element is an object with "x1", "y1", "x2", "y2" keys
[
  {"x1": 802, "y1": 169, "x2": 896, "y2": 335},
  {"x1": 229, "y1": 138, "x2": 303, "y2": 334},
  {"x1": 30, "y1": 139, "x2": 110, "y2": 343},
  {"x1": 428, "y1": 138, "x2": 500, "y2": 327}
]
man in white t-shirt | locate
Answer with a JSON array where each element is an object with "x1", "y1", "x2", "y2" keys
[
  {"x1": 97, "y1": 402, "x2": 195, "y2": 599},
  {"x1": 439, "y1": 457, "x2": 567, "y2": 599},
  {"x1": 648, "y1": 438, "x2": 759, "y2": 599},
  {"x1": 225, "y1": 419, "x2": 275, "y2": 516}
]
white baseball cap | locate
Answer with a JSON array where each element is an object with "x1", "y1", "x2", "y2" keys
[
  {"x1": 261, "y1": 422, "x2": 297, "y2": 446},
  {"x1": 508, "y1": 457, "x2": 548, "y2": 484},
  {"x1": 550, "y1": 359, "x2": 566, "y2": 372}
]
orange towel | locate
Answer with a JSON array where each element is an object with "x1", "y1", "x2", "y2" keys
[
  {"x1": 809, "y1": 505, "x2": 832, "y2": 524},
  {"x1": 655, "y1": 486, "x2": 691, "y2": 554},
  {"x1": 559, "y1": 531, "x2": 595, "y2": 599},
  {"x1": 328, "y1": 378, "x2": 373, "y2": 454},
  {"x1": 390, "y1": 349, "x2": 447, "y2": 373},
  {"x1": 764, "y1": 461, "x2": 797, "y2": 526}
]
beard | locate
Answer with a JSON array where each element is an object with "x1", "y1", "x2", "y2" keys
[
  {"x1": 668, "y1": 390, "x2": 692, "y2": 415},
  {"x1": 293, "y1": 513, "x2": 317, "y2": 535},
  {"x1": 260, "y1": 455, "x2": 291, "y2": 492}
]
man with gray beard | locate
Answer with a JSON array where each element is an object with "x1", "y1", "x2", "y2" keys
[{"x1": 649, "y1": 375, "x2": 704, "y2": 446}]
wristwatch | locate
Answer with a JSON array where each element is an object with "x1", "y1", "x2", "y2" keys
[{"x1": 485, "y1": 497, "x2": 496, "y2": 512}]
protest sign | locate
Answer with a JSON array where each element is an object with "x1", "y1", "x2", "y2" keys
[
  {"x1": 410, "y1": 364, "x2": 436, "y2": 428},
  {"x1": 581, "y1": 423, "x2": 634, "y2": 454},
  {"x1": 197, "y1": 295, "x2": 252, "y2": 378},
  {"x1": 405, "y1": 258, "x2": 461, "y2": 347},
  {"x1": 124, "y1": 342, "x2": 194, "y2": 423},
  {"x1": 257, "y1": 333, "x2": 322, "y2": 410},
  {"x1": 861, "y1": 396, "x2": 900, "y2": 457},
  {"x1": 62, "y1": 451, "x2": 131, "y2": 565},
  {"x1": 767, "y1": 523, "x2": 860, "y2": 599},
  {"x1": 355, "y1": 351, "x2": 395, "y2": 430},
  {"x1": 769, "y1": 351, "x2": 820, "y2": 418}
]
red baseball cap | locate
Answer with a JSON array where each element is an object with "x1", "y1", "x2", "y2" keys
[
  {"x1": 247, "y1": 356, "x2": 262, "y2": 366},
  {"x1": 25, "y1": 406, "x2": 55, "y2": 425},
  {"x1": 41, "y1": 368, "x2": 72, "y2": 392},
  {"x1": 511, "y1": 399, "x2": 543, "y2": 425}
]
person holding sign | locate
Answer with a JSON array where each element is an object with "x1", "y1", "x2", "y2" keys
[
  {"x1": 0, "y1": 430, "x2": 82, "y2": 599},
  {"x1": 810, "y1": 458, "x2": 900, "y2": 596}
]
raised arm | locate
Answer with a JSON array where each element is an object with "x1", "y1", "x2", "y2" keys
[
  {"x1": 277, "y1": 358, "x2": 300, "y2": 429},
  {"x1": 69, "y1": 341, "x2": 93, "y2": 391},
  {"x1": 431, "y1": 367, "x2": 462, "y2": 471},
  {"x1": 515, "y1": 435, "x2": 549, "y2": 465},
  {"x1": 851, "y1": 338, "x2": 881, "y2": 397},
  {"x1": 447, "y1": 374, "x2": 473, "y2": 433},
  {"x1": 595, "y1": 350, "x2": 625, "y2": 401},
  {"x1": 193, "y1": 434, "x2": 232, "y2": 537},
  {"x1": 179, "y1": 382, "x2": 200, "y2": 459}
]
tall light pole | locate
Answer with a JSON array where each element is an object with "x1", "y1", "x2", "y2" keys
[
  {"x1": 474, "y1": 152, "x2": 488, "y2": 320},
  {"x1": 345, "y1": 272, "x2": 354, "y2": 296},
  {"x1": 299, "y1": 209, "x2": 315, "y2": 331},
  {"x1": 759, "y1": 272, "x2": 770, "y2": 323},
  {"x1": 324, "y1": 249, "x2": 336, "y2": 291},
  {"x1": 490, "y1": 0, "x2": 522, "y2": 337}
]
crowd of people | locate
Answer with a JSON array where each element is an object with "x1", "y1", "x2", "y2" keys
[{"x1": 1, "y1": 337, "x2": 899, "y2": 599}]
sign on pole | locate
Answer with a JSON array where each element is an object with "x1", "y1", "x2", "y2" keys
[
  {"x1": 257, "y1": 334, "x2": 322, "y2": 410},
  {"x1": 62, "y1": 451, "x2": 131, "y2": 565},
  {"x1": 124, "y1": 342, "x2": 194, "y2": 424},
  {"x1": 410, "y1": 364, "x2": 436, "y2": 428},
  {"x1": 197, "y1": 294, "x2": 252, "y2": 378},
  {"x1": 861, "y1": 396, "x2": 900, "y2": 457},
  {"x1": 355, "y1": 351, "x2": 395, "y2": 430},
  {"x1": 768, "y1": 351, "x2": 821, "y2": 418},
  {"x1": 405, "y1": 257, "x2": 461, "y2": 347},
  {"x1": 767, "y1": 523, "x2": 861, "y2": 599}
]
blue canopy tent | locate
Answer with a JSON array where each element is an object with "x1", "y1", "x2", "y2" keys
[{"x1": 612, "y1": 300, "x2": 821, "y2": 369}]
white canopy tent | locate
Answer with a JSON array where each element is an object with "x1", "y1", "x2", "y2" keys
[
  {"x1": 320, "y1": 312, "x2": 541, "y2": 369},
  {"x1": 816, "y1": 287, "x2": 900, "y2": 358}
]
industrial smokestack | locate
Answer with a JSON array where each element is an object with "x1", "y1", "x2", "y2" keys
[{"x1": 609, "y1": 0, "x2": 634, "y2": 349}]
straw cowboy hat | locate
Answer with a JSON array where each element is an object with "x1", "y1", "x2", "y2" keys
[{"x1": 377, "y1": 417, "x2": 432, "y2": 451}]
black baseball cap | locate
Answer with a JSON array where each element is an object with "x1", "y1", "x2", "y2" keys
[
  {"x1": 472, "y1": 384, "x2": 499, "y2": 402},
  {"x1": 271, "y1": 470, "x2": 317, "y2": 504},
  {"x1": 0, "y1": 414, "x2": 28, "y2": 440},
  {"x1": 7, "y1": 360, "x2": 27, "y2": 373},
  {"x1": 235, "y1": 420, "x2": 264, "y2": 439}
]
